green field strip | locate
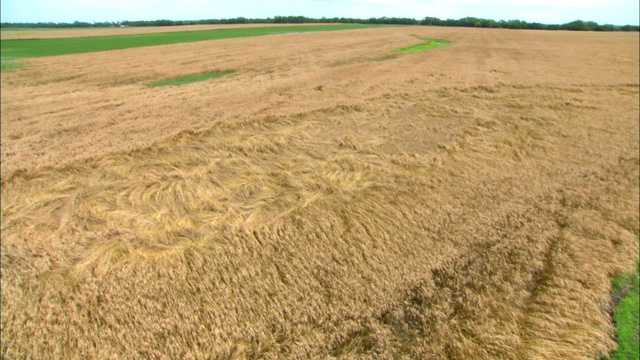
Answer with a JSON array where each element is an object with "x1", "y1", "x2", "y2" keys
[
  {"x1": 1, "y1": 57, "x2": 24, "y2": 71},
  {"x1": 147, "y1": 69, "x2": 236, "y2": 87},
  {"x1": 394, "y1": 36, "x2": 451, "y2": 53},
  {"x1": 606, "y1": 259, "x2": 640, "y2": 360},
  {"x1": 0, "y1": 24, "x2": 378, "y2": 59}
]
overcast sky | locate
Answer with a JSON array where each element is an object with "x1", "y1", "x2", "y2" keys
[{"x1": 1, "y1": 0, "x2": 638, "y2": 25}]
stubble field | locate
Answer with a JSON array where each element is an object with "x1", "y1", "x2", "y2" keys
[{"x1": 1, "y1": 26, "x2": 639, "y2": 359}]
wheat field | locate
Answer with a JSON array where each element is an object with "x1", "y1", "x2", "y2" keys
[{"x1": 1, "y1": 26, "x2": 639, "y2": 359}]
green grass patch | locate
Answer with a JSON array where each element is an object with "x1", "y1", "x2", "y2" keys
[
  {"x1": 0, "y1": 24, "x2": 379, "y2": 60},
  {"x1": 1, "y1": 58, "x2": 24, "y2": 72},
  {"x1": 605, "y1": 259, "x2": 640, "y2": 360},
  {"x1": 147, "y1": 69, "x2": 236, "y2": 87},
  {"x1": 394, "y1": 36, "x2": 451, "y2": 54}
]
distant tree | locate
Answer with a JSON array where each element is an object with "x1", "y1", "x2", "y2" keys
[
  {"x1": 2, "y1": 16, "x2": 638, "y2": 31},
  {"x1": 421, "y1": 17, "x2": 441, "y2": 26},
  {"x1": 596, "y1": 24, "x2": 616, "y2": 31},
  {"x1": 505, "y1": 19, "x2": 525, "y2": 29},
  {"x1": 457, "y1": 17, "x2": 479, "y2": 27},
  {"x1": 562, "y1": 20, "x2": 587, "y2": 30},
  {"x1": 584, "y1": 21, "x2": 599, "y2": 30},
  {"x1": 71, "y1": 21, "x2": 91, "y2": 28},
  {"x1": 526, "y1": 22, "x2": 547, "y2": 30},
  {"x1": 486, "y1": 19, "x2": 501, "y2": 28},
  {"x1": 619, "y1": 25, "x2": 640, "y2": 31}
]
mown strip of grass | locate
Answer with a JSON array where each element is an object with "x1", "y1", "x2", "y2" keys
[
  {"x1": 0, "y1": 24, "x2": 378, "y2": 59},
  {"x1": 605, "y1": 260, "x2": 639, "y2": 360},
  {"x1": 147, "y1": 69, "x2": 235, "y2": 87},
  {"x1": 394, "y1": 36, "x2": 451, "y2": 53}
]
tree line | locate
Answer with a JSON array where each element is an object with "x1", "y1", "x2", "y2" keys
[
  {"x1": 2, "y1": 16, "x2": 638, "y2": 32},
  {"x1": 421, "y1": 17, "x2": 638, "y2": 31}
]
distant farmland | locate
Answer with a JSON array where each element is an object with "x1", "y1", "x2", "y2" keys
[
  {"x1": 1, "y1": 25, "x2": 638, "y2": 359},
  {"x1": 0, "y1": 24, "x2": 377, "y2": 58}
]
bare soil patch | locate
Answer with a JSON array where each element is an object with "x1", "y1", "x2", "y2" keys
[{"x1": 1, "y1": 27, "x2": 638, "y2": 359}]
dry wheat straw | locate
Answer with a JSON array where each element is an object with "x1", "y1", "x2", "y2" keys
[{"x1": 2, "y1": 83, "x2": 638, "y2": 358}]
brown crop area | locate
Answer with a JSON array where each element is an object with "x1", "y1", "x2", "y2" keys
[{"x1": 1, "y1": 26, "x2": 639, "y2": 359}]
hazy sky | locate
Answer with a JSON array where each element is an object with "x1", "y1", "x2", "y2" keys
[{"x1": 1, "y1": 0, "x2": 638, "y2": 25}]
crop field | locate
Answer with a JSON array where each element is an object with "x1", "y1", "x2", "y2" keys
[
  {"x1": 0, "y1": 23, "x2": 328, "y2": 40},
  {"x1": 0, "y1": 24, "x2": 377, "y2": 59},
  {"x1": 1, "y1": 25, "x2": 639, "y2": 359}
]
